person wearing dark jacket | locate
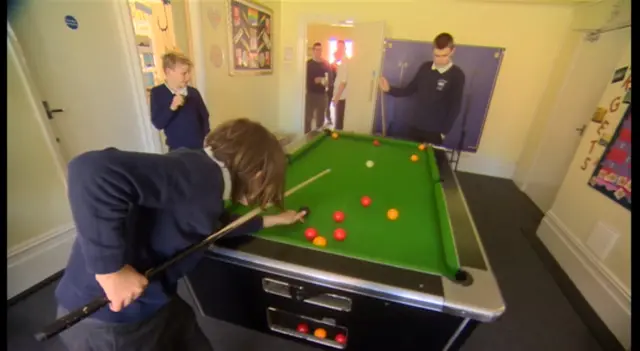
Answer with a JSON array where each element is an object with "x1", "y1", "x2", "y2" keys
[
  {"x1": 380, "y1": 33, "x2": 465, "y2": 145},
  {"x1": 54, "y1": 118, "x2": 306, "y2": 351},
  {"x1": 150, "y1": 52, "x2": 210, "y2": 151}
]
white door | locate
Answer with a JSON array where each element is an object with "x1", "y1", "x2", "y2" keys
[
  {"x1": 8, "y1": 0, "x2": 160, "y2": 164},
  {"x1": 342, "y1": 22, "x2": 386, "y2": 134},
  {"x1": 520, "y1": 28, "x2": 630, "y2": 212}
]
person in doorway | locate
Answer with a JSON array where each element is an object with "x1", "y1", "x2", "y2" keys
[
  {"x1": 379, "y1": 32, "x2": 465, "y2": 145},
  {"x1": 305, "y1": 42, "x2": 330, "y2": 133},
  {"x1": 54, "y1": 118, "x2": 307, "y2": 351},
  {"x1": 325, "y1": 54, "x2": 339, "y2": 125},
  {"x1": 332, "y1": 40, "x2": 349, "y2": 130},
  {"x1": 150, "y1": 52, "x2": 210, "y2": 151}
]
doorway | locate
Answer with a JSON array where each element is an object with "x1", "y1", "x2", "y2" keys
[
  {"x1": 303, "y1": 23, "x2": 354, "y2": 133},
  {"x1": 300, "y1": 20, "x2": 386, "y2": 135},
  {"x1": 8, "y1": 0, "x2": 162, "y2": 166},
  {"x1": 127, "y1": 0, "x2": 188, "y2": 153}
]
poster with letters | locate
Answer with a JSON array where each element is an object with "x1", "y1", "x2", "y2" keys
[{"x1": 588, "y1": 104, "x2": 631, "y2": 210}]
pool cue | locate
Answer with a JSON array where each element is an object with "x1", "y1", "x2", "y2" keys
[
  {"x1": 34, "y1": 168, "x2": 332, "y2": 342},
  {"x1": 380, "y1": 80, "x2": 387, "y2": 137}
]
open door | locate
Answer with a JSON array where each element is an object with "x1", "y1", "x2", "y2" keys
[{"x1": 342, "y1": 22, "x2": 386, "y2": 134}]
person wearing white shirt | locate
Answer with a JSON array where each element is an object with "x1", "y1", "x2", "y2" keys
[{"x1": 331, "y1": 40, "x2": 349, "y2": 130}]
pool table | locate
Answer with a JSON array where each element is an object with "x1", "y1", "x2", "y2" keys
[{"x1": 186, "y1": 130, "x2": 505, "y2": 351}]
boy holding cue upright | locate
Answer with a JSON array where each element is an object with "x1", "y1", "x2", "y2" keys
[{"x1": 55, "y1": 119, "x2": 306, "y2": 351}]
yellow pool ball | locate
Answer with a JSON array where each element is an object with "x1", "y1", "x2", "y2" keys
[
  {"x1": 418, "y1": 143, "x2": 426, "y2": 151},
  {"x1": 387, "y1": 208, "x2": 399, "y2": 221},
  {"x1": 331, "y1": 132, "x2": 339, "y2": 139},
  {"x1": 314, "y1": 328, "x2": 327, "y2": 339},
  {"x1": 312, "y1": 236, "x2": 327, "y2": 247},
  {"x1": 410, "y1": 154, "x2": 419, "y2": 162}
]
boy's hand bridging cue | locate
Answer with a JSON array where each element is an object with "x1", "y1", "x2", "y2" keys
[
  {"x1": 95, "y1": 265, "x2": 149, "y2": 312},
  {"x1": 263, "y1": 210, "x2": 306, "y2": 228}
]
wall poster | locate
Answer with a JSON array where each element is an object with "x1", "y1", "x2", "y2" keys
[
  {"x1": 226, "y1": 0, "x2": 273, "y2": 75},
  {"x1": 588, "y1": 104, "x2": 631, "y2": 210}
]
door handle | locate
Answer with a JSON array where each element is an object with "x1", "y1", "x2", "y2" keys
[
  {"x1": 42, "y1": 101, "x2": 65, "y2": 120},
  {"x1": 576, "y1": 124, "x2": 587, "y2": 136}
]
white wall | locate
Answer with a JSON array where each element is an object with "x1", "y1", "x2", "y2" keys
[
  {"x1": 537, "y1": 43, "x2": 631, "y2": 348},
  {"x1": 7, "y1": 36, "x2": 76, "y2": 299}
]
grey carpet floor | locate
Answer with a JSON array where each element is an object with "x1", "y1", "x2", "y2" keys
[{"x1": 7, "y1": 172, "x2": 604, "y2": 351}]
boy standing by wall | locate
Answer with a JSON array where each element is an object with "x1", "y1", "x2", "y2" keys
[
  {"x1": 150, "y1": 52, "x2": 210, "y2": 151},
  {"x1": 379, "y1": 33, "x2": 466, "y2": 145}
]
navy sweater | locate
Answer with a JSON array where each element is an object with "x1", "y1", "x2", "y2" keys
[
  {"x1": 150, "y1": 85, "x2": 210, "y2": 150},
  {"x1": 55, "y1": 148, "x2": 263, "y2": 324},
  {"x1": 307, "y1": 59, "x2": 330, "y2": 94},
  {"x1": 388, "y1": 62, "x2": 465, "y2": 134}
]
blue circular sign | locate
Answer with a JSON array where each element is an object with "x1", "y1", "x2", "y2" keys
[{"x1": 65, "y1": 15, "x2": 78, "y2": 30}]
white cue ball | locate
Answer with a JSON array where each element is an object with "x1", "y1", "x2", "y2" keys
[{"x1": 366, "y1": 160, "x2": 374, "y2": 168}]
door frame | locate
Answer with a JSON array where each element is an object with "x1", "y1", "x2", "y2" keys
[
  {"x1": 186, "y1": 0, "x2": 207, "y2": 97},
  {"x1": 114, "y1": 0, "x2": 165, "y2": 154},
  {"x1": 296, "y1": 14, "x2": 358, "y2": 135},
  {"x1": 8, "y1": 1, "x2": 166, "y2": 182}
]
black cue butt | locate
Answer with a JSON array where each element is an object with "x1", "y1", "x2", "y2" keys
[{"x1": 34, "y1": 296, "x2": 109, "y2": 341}]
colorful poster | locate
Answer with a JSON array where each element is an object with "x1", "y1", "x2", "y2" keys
[
  {"x1": 226, "y1": 0, "x2": 273, "y2": 75},
  {"x1": 588, "y1": 104, "x2": 631, "y2": 210}
]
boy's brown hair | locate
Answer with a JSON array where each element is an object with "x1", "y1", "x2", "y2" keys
[
  {"x1": 204, "y1": 118, "x2": 287, "y2": 209},
  {"x1": 162, "y1": 51, "x2": 193, "y2": 72}
]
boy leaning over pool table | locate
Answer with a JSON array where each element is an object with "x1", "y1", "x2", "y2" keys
[{"x1": 54, "y1": 118, "x2": 307, "y2": 351}]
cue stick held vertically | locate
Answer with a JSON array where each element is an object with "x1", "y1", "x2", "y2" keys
[{"x1": 34, "y1": 168, "x2": 332, "y2": 342}]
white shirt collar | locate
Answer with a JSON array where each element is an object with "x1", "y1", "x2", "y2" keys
[
  {"x1": 432, "y1": 61, "x2": 453, "y2": 74},
  {"x1": 204, "y1": 147, "x2": 232, "y2": 200},
  {"x1": 164, "y1": 82, "x2": 188, "y2": 96}
]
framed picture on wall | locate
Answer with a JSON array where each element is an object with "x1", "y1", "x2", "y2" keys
[{"x1": 226, "y1": 0, "x2": 273, "y2": 76}]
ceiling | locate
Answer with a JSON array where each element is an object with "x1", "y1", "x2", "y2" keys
[{"x1": 457, "y1": 0, "x2": 602, "y2": 5}]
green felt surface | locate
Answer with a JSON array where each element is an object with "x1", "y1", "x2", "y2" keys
[{"x1": 229, "y1": 132, "x2": 460, "y2": 278}]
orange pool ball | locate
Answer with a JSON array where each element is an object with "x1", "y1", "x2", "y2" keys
[
  {"x1": 387, "y1": 208, "x2": 399, "y2": 220},
  {"x1": 314, "y1": 328, "x2": 327, "y2": 339},
  {"x1": 410, "y1": 154, "x2": 419, "y2": 162},
  {"x1": 418, "y1": 143, "x2": 426, "y2": 151},
  {"x1": 331, "y1": 132, "x2": 339, "y2": 139},
  {"x1": 312, "y1": 236, "x2": 327, "y2": 247}
]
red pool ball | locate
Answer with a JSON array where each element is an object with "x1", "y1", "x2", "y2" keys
[
  {"x1": 335, "y1": 333, "x2": 347, "y2": 344},
  {"x1": 296, "y1": 323, "x2": 309, "y2": 334},
  {"x1": 333, "y1": 228, "x2": 347, "y2": 241},
  {"x1": 304, "y1": 228, "x2": 318, "y2": 241},
  {"x1": 333, "y1": 211, "x2": 345, "y2": 223},
  {"x1": 360, "y1": 196, "x2": 372, "y2": 207},
  {"x1": 373, "y1": 140, "x2": 380, "y2": 146}
]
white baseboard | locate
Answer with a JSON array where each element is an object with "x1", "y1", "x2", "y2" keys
[
  {"x1": 7, "y1": 224, "x2": 76, "y2": 300},
  {"x1": 537, "y1": 212, "x2": 631, "y2": 350},
  {"x1": 455, "y1": 152, "x2": 516, "y2": 179}
]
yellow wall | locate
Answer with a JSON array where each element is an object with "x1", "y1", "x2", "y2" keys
[
  {"x1": 306, "y1": 24, "x2": 353, "y2": 61},
  {"x1": 7, "y1": 42, "x2": 73, "y2": 250},
  {"x1": 549, "y1": 43, "x2": 631, "y2": 290},
  {"x1": 196, "y1": 0, "x2": 282, "y2": 131},
  {"x1": 275, "y1": 1, "x2": 574, "y2": 170}
]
